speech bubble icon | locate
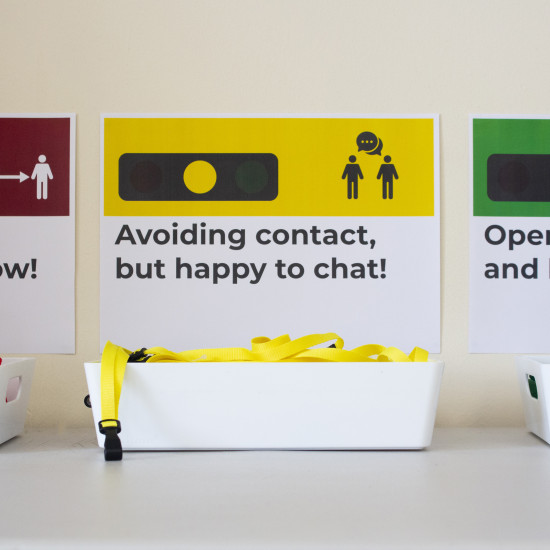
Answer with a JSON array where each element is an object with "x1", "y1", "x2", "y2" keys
[{"x1": 356, "y1": 131, "x2": 383, "y2": 155}]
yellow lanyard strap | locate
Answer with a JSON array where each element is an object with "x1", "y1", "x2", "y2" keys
[
  {"x1": 99, "y1": 334, "x2": 429, "y2": 460},
  {"x1": 99, "y1": 341, "x2": 134, "y2": 460}
]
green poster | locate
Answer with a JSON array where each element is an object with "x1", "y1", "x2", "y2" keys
[{"x1": 473, "y1": 118, "x2": 550, "y2": 217}]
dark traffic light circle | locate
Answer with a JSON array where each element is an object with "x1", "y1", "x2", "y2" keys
[
  {"x1": 129, "y1": 160, "x2": 162, "y2": 193},
  {"x1": 235, "y1": 160, "x2": 269, "y2": 194},
  {"x1": 497, "y1": 160, "x2": 530, "y2": 194}
]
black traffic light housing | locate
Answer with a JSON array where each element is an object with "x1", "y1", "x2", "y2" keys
[
  {"x1": 487, "y1": 154, "x2": 550, "y2": 202},
  {"x1": 119, "y1": 153, "x2": 278, "y2": 202}
]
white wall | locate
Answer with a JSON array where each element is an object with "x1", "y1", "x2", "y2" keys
[{"x1": 2, "y1": 0, "x2": 547, "y2": 428}]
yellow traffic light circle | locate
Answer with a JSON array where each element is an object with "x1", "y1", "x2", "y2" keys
[{"x1": 183, "y1": 160, "x2": 217, "y2": 194}]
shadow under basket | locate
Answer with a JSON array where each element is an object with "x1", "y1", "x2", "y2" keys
[
  {"x1": 515, "y1": 356, "x2": 550, "y2": 445},
  {"x1": 0, "y1": 358, "x2": 35, "y2": 445},
  {"x1": 85, "y1": 360, "x2": 444, "y2": 451}
]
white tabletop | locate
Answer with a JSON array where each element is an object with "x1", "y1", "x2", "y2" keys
[{"x1": 0, "y1": 428, "x2": 549, "y2": 549}]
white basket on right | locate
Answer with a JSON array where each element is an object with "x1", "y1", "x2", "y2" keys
[
  {"x1": 0, "y1": 358, "x2": 35, "y2": 445},
  {"x1": 515, "y1": 356, "x2": 550, "y2": 444}
]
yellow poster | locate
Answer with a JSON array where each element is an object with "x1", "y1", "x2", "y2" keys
[
  {"x1": 101, "y1": 115, "x2": 440, "y2": 353},
  {"x1": 104, "y1": 116, "x2": 435, "y2": 217}
]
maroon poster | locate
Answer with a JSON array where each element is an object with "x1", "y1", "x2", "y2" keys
[{"x1": 0, "y1": 114, "x2": 75, "y2": 353}]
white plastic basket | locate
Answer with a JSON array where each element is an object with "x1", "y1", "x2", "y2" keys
[
  {"x1": 515, "y1": 356, "x2": 550, "y2": 444},
  {"x1": 85, "y1": 360, "x2": 444, "y2": 450},
  {"x1": 0, "y1": 358, "x2": 35, "y2": 445}
]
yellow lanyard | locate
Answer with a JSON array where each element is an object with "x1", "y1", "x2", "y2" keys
[{"x1": 99, "y1": 333, "x2": 429, "y2": 460}]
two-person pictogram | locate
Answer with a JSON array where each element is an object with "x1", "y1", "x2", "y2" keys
[
  {"x1": 341, "y1": 132, "x2": 398, "y2": 200},
  {"x1": 0, "y1": 154, "x2": 53, "y2": 200}
]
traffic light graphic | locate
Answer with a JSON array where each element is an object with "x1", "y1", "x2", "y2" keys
[
  {"x1": 119, "y1": 153, "x2": 278, "y2": 202},
  {"x1": 487, "y1": 154, "x2": 550, "y2": 202}
]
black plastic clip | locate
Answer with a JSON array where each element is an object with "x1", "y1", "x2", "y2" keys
[
  {"x1": 128, "y1": 348, "x2": 150, "y2": 363},
  {"x1": 98, "y1": 419, "x2": 123, "y2": 461}
]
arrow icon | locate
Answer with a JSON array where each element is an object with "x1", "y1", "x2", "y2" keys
[{"x1": 0, "y1": 172, "x2": 30, "y2": 183}]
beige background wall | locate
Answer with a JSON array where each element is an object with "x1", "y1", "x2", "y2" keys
[{"x1": 1, "y1": 0, "x2": 548, "y2": 429}]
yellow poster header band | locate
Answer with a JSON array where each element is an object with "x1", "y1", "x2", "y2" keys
[{"x1": 103, "y1": 117, "x2": 435, "y2": 217}]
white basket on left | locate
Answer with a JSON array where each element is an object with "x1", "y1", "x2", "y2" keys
[{"x1": 0, "y1": 358, "x2": 35, "y2": 445}]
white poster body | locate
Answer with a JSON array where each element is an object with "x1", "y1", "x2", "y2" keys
[
  {"x1": 0, "y1": 114, "x2": 75, "y2": 353},
  {"x1": 101, "y1": 115, "x2": 440, "y2": 353},
  {"x1": 470, "y1": 115, "x2": 550, "y2": 352}
]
